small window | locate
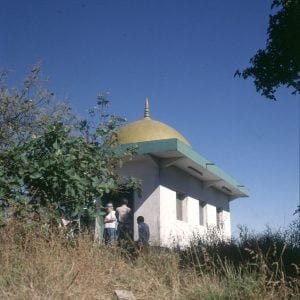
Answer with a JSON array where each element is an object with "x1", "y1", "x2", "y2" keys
[
  {"x1": 199, "y1": 201, "x2": 206, "y2": 226},
  {"x1": 216, "y1": 207, "x2": 224, "y2": 229},
  {"x1": 176, "y1": 192, "x2": 185, "y2": 221}
]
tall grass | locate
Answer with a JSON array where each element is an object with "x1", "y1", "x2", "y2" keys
[
  {"x1": 181, "y1": 227, "x2": 300, "y2": 299},
  {"x1": 0, "y1": 221, "x2": 299, "y2": 299}
]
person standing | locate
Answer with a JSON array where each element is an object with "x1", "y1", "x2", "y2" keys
[
  {"x1": 116, "y1": 198, "x2": 132, "y2": 242},
  {"x1": 137, "y1": 216, "x2": 150, "y2": 246},
  {"x1": 103, "y1": 203, "x2": 117, "y2": 245}
]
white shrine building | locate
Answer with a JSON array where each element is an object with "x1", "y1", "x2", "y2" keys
[{"x1": 116, "y1": 100, "x2": 248, "y2": 247}]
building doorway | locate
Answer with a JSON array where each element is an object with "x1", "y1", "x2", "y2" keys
[{"x1": 102, "y1": 188, "x2": 134, "y2": 240}]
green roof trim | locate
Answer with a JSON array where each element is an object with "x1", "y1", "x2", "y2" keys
[{"x1": 118, "y1": 138, "x2": 249, "y2": 197}]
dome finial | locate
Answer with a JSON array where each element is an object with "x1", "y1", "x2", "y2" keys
[{"x1": 144, "y1": 97, "x2": 150, "y2": 119}]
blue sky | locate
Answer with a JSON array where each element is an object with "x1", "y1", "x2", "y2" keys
[{"x1": 1, "y1": 0, "x2": 299, "y2": 233}]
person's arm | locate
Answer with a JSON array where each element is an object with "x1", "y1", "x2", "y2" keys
[
  {"x1": 104, "y1": 216, "x2": 111, "y2": 223},
  {"x1": 111, "y1": 211, "x2": 117, "y2": 222},
  {"x1": 104, "y1": 212, "x2": 116, "y2": 223}
]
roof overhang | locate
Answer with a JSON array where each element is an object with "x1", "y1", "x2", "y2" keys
[{"x1": 117, "y1": 138, "x2": 249, "y2": 200}]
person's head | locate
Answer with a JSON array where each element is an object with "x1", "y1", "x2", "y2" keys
[
  {"x1": 122, "y1": 198, "x2": 128, "y2": 206},
  {"x1": 106, "y1": 203, "x2": 113, "y2": 211},
  {"x1": 137, "y1": 216, "x2": 144, "y2": 224}
]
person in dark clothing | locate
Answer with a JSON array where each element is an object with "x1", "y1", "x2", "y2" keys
[
  {"x1": 137, "y1": 216, "x2": 150, "y2": 246},
  {"x1": 116, "y1": 198, "x2": 132, "y2": 242}
]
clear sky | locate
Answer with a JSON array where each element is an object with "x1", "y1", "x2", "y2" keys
[{"x1": 1, "y1": 0, "x2": 299, "y2": 233}]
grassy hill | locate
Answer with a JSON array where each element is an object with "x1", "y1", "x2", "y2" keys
[{"x1": 0, "y1": 223, "x2": 299, "y2": 299}]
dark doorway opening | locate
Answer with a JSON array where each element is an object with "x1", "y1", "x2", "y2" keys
[
  {"x1": 102, "y1": 188, "x2": 134, "y2": 211},
  {"x1": 102, "y1": 188, "x2": 134, "y2": 240}
]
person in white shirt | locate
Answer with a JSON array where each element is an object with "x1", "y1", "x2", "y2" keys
[{"x1": 103, "y1": 203, "x2": 117, "y2": 245}]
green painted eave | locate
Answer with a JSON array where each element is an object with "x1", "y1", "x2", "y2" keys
[{"x1": 117, "y1": 138, "x2": 249, "y2": 198}]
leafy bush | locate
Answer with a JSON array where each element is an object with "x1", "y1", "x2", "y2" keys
[{"x1": 0, "y1": 65, "x2": 139, "y2": 226}]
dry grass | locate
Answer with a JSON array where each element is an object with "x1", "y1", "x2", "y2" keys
[{"x1": 0, "y1": 222, "x2": 299, "y2": 299}]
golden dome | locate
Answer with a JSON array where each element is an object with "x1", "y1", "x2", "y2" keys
[{"x1": 117, "y1": 99, "x2": 191, "y2": 146}]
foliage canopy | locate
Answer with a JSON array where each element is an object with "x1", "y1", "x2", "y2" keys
[
  {"x1": 0, "y1": 65, "x2": 139, "y2": 225},
  {"x1": 236, "y1": 0, "x2": 300, "y2": 100}
]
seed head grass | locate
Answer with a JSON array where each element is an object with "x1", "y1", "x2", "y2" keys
[{"x1": 0, "y1": 222, "x2": 299, "y2": 299}]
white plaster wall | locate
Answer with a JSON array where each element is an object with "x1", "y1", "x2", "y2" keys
[
  {"x1": 118, "y1": 158, "x2": 232, "y2": 246},
  {"x1": 159, "y1": 186, "x2": 179, "y2": 245},
  {"x1": 222, "y1": 210, "x2": 231, "y2": 237},
  {"x1": 118, "y1": 158, "x2": 161, "y2": 244},
  {"x1": 160, "y1": 166, "x2": 230, "y2": 211},
  {"x1": 159, "y1": 186, "x2": 208, "y2": 247},
  {"x1": 160, "y1": 166, "x2": 232, "y2": 239},
  {"x1": 187, "y1": 196, "x2": 200, "y2": 226},
  {"x1": 206, "y1": 204, "x2": 217, "y2": 227}
]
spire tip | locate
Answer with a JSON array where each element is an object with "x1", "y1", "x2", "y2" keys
[{"x1": 144, "y1": 97, "x2": 150, "y2": 119}]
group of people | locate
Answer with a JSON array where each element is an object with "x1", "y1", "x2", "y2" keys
[{"x1": 103, "y1": 198, "x2": 150, "y2": 247}]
